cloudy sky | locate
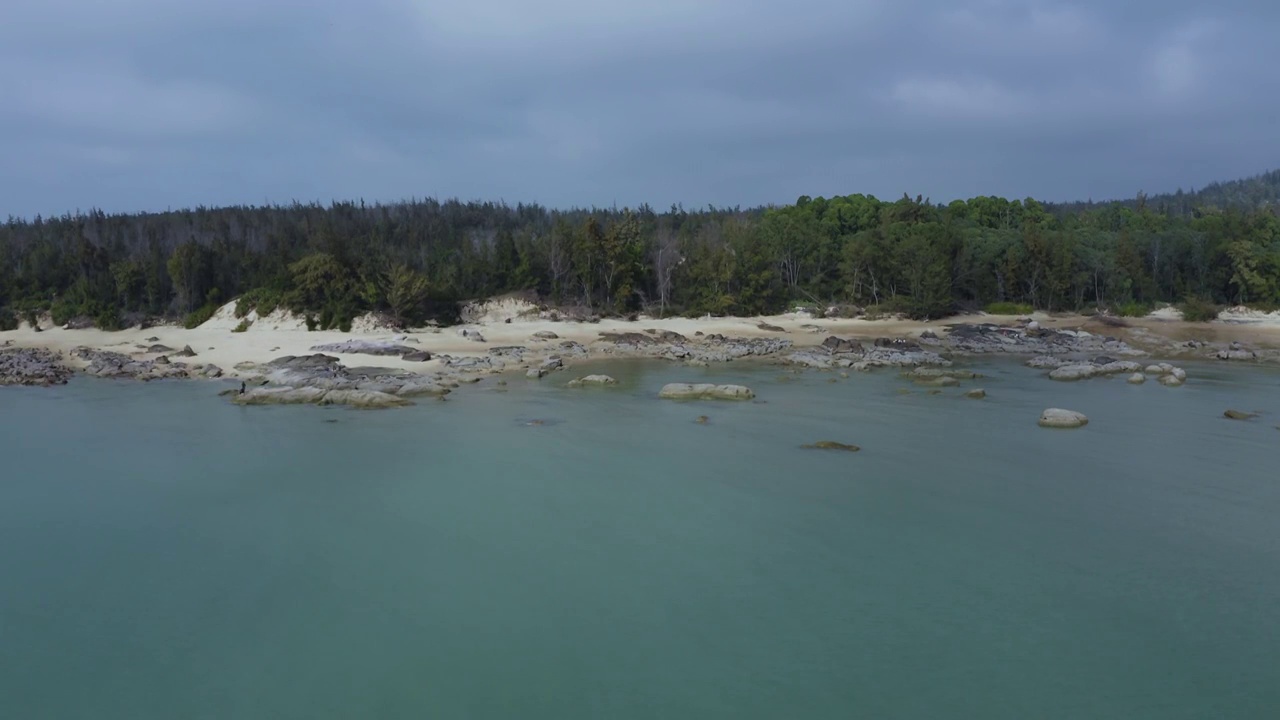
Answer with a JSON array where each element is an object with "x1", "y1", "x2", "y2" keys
[{"x1": 0, "y1": 0, "x2": 1276, "y2": 217}]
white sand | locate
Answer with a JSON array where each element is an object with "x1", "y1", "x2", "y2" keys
[{"x1": 6, "y1": 303, "x2": 1280, "y2": 378}]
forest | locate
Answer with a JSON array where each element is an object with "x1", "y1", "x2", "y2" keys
[{"x1": 1, "y1": 169, "x2": 1278, "y2": 331}]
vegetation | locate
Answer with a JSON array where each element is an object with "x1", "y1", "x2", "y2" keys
[
  {"x1": 0, "y1": 309, "x2": 17, "y2": 332},
  {"x1": 984, "y1": 302, "x2": 1035, "y2": 316},
  {"x1": 2, "y1": 170, "x2": 1279, "y2": 330},
  {"x1": 232, "y1": 319, "x2": 252, "y2": 333},
  {"x1": 1179, "y1": 297, "x2": 1221, "y2": 322}
]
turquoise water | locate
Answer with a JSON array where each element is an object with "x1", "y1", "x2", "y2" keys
[{"x1": 2, "y1": 360, "x2": 1279, "y2": 718}]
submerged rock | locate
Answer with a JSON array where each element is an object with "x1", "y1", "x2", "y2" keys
[
  {"x1": 801, "y1": 441, "x2": 861, "y2": 452},
  {"x1": 1158, "y1": 374, "x2": 1185, "y2": 387},
  {"x1": 965, "y1": 388, "x2": 986, "y2": 399},
  {"x1": 566, "y1": 374, "x2": 617, "y2": 387},
  {"x1": 1038, "y1": 408, "x2": 1089, "y2": 429},
  {"x1": 658, "y1": 383, "x2": 755, "y2": 401},
  {"x1": 1224, "y1": 410, "x2": 1259, "y2": 421}
]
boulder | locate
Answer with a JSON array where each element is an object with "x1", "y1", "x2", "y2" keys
[
  {"x1": 1127, "y1": 373, "x2": 1146, "y2": 385},
  {"x1": 965, "y1": 389, "x2": 986, "y2": 399},
  {"x1": 1049, "y1": 364, "x2": 1098, "y2": 381},
  {"x1": 757, "y1": 322, "x2": 785, "y2": 332},
  {"x1": 1224, "y1": 409, "x2": 1259, "y2": 421},
  {"x1": 202, "y1": 364, "x2": 224, "y2": 379},
  {"x1": 147, "y1": 344, "x2": 175, "y2": 353},
  {"x1": 1038, "y1": 408, "x2": 1089, "y2": 429},
  {"x1": 531, "y1": 330, "x2": 559, "y2": 340},
  {"x1": 319, "y1": 389, "x2": 412, "y2": 409},
  {"x1": 659, "y1": 383, "x2": 755, "y2": 401},
  {"x1": 176, "y1": 345, "x2": 198, "y2": 357},
  {"x1": 1097, "y1": 361, "x2": 1142, "y2": 375},
  {"x1": 1158, "y1": 374, "x2": 1184, "y2": 387},
  {"x1": 233, "y1": 386, "x2": 329, "y2": 405},
  {"x1": 402, "y1": 351, "x2": 433, "y2": 362}
]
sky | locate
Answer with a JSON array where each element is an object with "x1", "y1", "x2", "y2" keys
[{"x1": 0, "y1": 0, "x2": 1277, "y2": 217}]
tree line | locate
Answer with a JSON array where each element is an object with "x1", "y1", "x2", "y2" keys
[{"x1": 2, "y1": 173, "x2": 1279, "y2": 332}]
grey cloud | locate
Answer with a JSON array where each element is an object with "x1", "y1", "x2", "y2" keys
[{"x1": 0, "y1": 0, "x2": 1277, "y2": 217}]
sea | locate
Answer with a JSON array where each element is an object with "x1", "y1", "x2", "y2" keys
[{"x1": 1, "y1": 359, "x2": 1278, "y2": 719}]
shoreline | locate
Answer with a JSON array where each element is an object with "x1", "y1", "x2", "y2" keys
[{"x1": 4, "y1": 309, "x2": 1280, "y2": 397}]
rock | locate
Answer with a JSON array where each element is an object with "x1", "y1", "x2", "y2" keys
[
  {"x1": 202, "y1": 364, "x2": 224, "y2": 378},
  {"x1": 1097, "y1": 361, "x2": 1142, "y2": 375},
  {"x1": 0, "y1": 347, "x2": 74, "y2": 386},
  {"x1": 1027, "y1": 356, "x2": 1065, "y2": 369},
  {"x1": 310, "y1": 340, "x2": 416, "y2": 356},
  {"x1": 757, "y1": 322, "x2": 785, "y2": 332},
  {"x1": 531, "y1": 330, "x2": 559, "y2": 340},
  {"x1": 145, "y1": 336, "x2": 160, "y2": 342},
  {"x1": 154, "y1": 355, "x2": 170, "y2": 365},
  {"x1": 318, "y1": 389, "x2": 412, "y2": 409},
  {"x1": 459, "y1": 328, "x2": 486, "y2": 343},
  {"x1": 1159, "y1": 374, "x2": 1185, "y2": 387},
  {"x1": 1216, "y1": 349, "x2": 1256, "y2": 361},
  {"x1": 1171, "y1": 367, "x2": 1187, "y2": 381},
  {"x1": 1224, "y1": 410, "x2": 1258, "y2": 421},
  {"x1": 801, "y1": 441, "x2": 861, "y2": 452},
  {"x1": 1127, "y1": 373, "x2": 1146, "y2": 384},
  {"x1": 176, "y1": 345, "x2": 198, "y2": 357},
  {"x1": 658, "y1": 383, "x2": 755, "y2": 401},
  {"x1": 1038, "y1": 408, "x2": 1089, "y2": 429},
  {"x1": 1049, "y1": 364, "x2": 1098, "y2": 381},
  {"x1": 694, "y1": 415, "x2": 710, "y2": 424},
  {"x1": 909, "y1": 368, "x2": 981, "y2": 380},
  {"x1": 147, "y1": 344, "x2": 174, "y2": 353},
  {"x1": 567, "y1": 374, "x2": 617, "y2": 387},
  {"x1": 1026, "y1": 321, "x2": 1040, "y2": 331},
  {"x1": 402, "y1": 351, "x2": 433, "y2": 362},
  {"x1": 233, "y1": 386, "x2": 329, "y2": 405},
  {"x1": 965, "y1": 389, "x2": 986, "y2": 399},
  {"x1": 914, "y1": 376, "x2": 959, "y2": 387}
]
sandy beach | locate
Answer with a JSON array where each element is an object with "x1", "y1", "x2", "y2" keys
[{"x1": 6, "y1": 297, "x2": 1280, "y2": 383}]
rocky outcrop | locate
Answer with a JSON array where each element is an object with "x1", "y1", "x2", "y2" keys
[
  {"x1": 1048, "y1": 360, "x2": 1146, "y2": 381},
  {"x1": 74, "y1": 347, "x2": 191, "y2": 381},
  {"x1": 658, "y1": 383, "x2": 755, "y2": 400},
  {"x1": 309, "y1": 340, "x2": 416, "y2": 356},
  {"x1": 945, "y1": 323, "x2": 1144, "y2": 358},
  {"x1": 785, "y1": 336, "x2": 949, "y2": 370},
  {"x1": 1038, "y1": 408, "x2": 1088, "y2": 429},
  {"x1": 0, "y1": 348, "x2": 74, "y2": 386}
]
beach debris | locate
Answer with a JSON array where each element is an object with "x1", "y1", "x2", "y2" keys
[{"x1": 1038, "y1": 408, "x2": 1089, "y2": 429}]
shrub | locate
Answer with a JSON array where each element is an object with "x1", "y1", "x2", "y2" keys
[
  {"x1": 50, "y1": 299, "x2": 78, "y2": 327},
  {"x1": 94, "y1": 306, "x2": 122, "y2": 331},
  {"x1": 305, "y1": 314, "x2": 319, "y2": 331},
  {"x1": 1179, "y1": 297, "x2": 1220, "y2": 322},
  {"x1": 1112, "y1": 301, "x2": 1152, "y2": 318},
  {"x1": 234, "y1": 288, "x2": 283, "y2": 319},
  {"x1": 232, "y1": 319, "x2": 253, "y2": 333},
  {"x1": 984, "y1": 302, "x2": 1034, "y2": 315},
  {"x1": 0, "y1": 309, "x2": 18, "y2": 332},
  {"x1": 183, "y1": 303, "x2": 218, "y2": 329}
]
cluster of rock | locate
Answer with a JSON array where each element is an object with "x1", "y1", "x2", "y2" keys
[
  {"x1": 1030, "y1": 355, "x2": 1187, "y2": 386},
  {"x1": 940, "y1": 323, "x2": 1144, "y2": 358},
  {"x1": 658, "y1": 383, "x2": 755, "y2": 400},
  {"x1": 309, "y1": 339, "x2": 430, "y2": 362},
  {"x1": 785, "y1": 336, "x2": 951, "y2": 371},
  {"x1": 597, "y1": 331, "x2": 792, "y2": 364},
  {"x1": 74, "y1": 347, "x2": 223, "y2": 381},
  {"x1": 228, "y1": 354, "x2": 457, "y2": 408},
  {"x1": 0, "y1": 347, "x2": 73, "y2": 386}
]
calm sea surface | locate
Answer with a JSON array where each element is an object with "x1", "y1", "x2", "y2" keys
[{"x1": 2, "y1": 359, "x2": 1278, "y2": 718}]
